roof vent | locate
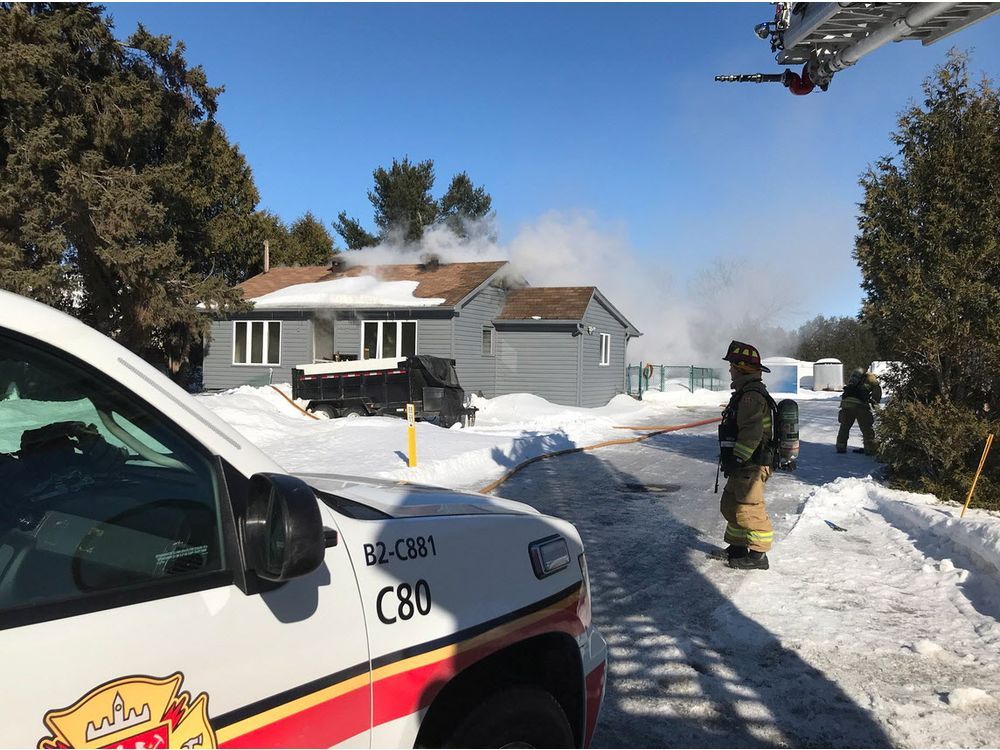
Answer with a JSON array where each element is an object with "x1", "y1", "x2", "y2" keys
[{"x1": 420, "y1": 253, "x2": 442, "y2": 271}]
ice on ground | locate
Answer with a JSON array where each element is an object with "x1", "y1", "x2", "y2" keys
[{"x1": 945, "y1": 687, "x2": 996, "y2": 709}]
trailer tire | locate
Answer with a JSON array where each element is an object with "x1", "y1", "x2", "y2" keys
[
  {"x1": 442, "y1": 686, "x2": 574, "y2": 748},
  {"x1": 340, "y1": 405, "x2": 367, "y2": 418},
  {"x1": 312, "y1": 405, "x2": 337, "y2": 419}
]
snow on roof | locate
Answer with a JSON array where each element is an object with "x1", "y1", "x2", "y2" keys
[
  {"x1": 250, "y1": 276, "x2": 446, "y2": 309},
  {"x1": 815, "y1": 358, "x2": 842, "y2": 364}
]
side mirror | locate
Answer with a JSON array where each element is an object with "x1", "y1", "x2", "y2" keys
[{"x1": 246, "y1": 473, "x2": 325, "y2": 582}]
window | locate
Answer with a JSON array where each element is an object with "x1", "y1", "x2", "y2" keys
[
  {"x1": 0, "y1": 333, "x2": 225, "y2": 613},
  {"x1": 600, "y1": 333, "x2": 611, "y2": 366},
  {"x1": 482, "y1": 327, "x2": 494, "y2": 356},
  {"x1": 233, "y1": 321, "x2": 281, "y2": 365},
  {"x1": 362, "y1": 321, "x2": 417, "y2": 359}
]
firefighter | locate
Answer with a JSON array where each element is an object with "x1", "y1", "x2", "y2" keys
[
  {"x1": 837, "y1": 367, "x2": 882, "y2": 454},
  {"x1": 717, "y1": 340, "x2": 776, "y2": 570}
]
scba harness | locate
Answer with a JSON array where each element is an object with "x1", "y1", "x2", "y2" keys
[
  {"x1": 842, "y1": 380, "x2": 878, "y2": 407},
  {"x1": 719, "y1": 382, "x2": 778, "y2": 473}
]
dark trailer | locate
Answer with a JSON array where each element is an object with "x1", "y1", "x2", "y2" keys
[{"x1": 291, "y1": 355, "x2": 476, "y2": 427}]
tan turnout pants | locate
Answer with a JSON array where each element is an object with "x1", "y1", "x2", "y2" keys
[
  {"x1": 837, "y1": 404, "x2": 876, "y2": 454},
  {"x1": 721, "y1": 465, "x2": 773, "y2": 552}
]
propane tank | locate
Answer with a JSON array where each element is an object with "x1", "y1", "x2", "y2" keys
[{"x1": 777, "y1": 399, "x2": 799, "y2": 470}]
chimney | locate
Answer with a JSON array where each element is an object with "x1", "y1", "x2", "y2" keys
[
  {"x1": 420, "y1": 252, "x2": 442, "y2": 271},
  {"x1": 263, "y1": 240, "x2": 270, "y2": 274},
  {"x1": 330, "y1": 256, "x2": 345, "y2": 272}
]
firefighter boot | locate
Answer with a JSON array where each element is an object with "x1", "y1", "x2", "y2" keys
[
  {"x1": 728, "y1": 550, "x2": 769, "y2": 570},
  {"x1": 708, "y1": 545, "x2": 748, "y2": 560}
]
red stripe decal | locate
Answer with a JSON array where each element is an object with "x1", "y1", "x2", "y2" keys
[
  {"x1": 584, "y1": 661, "x2": 606, "y2": 747},
  {"x1": 373, "y1": 595, "x2": 583, "y2": 727},
  {"x1": 219, "y1": 684, "x2": 369, "y2": 748},
  {"x1": 218, "y1": 593, "x2": 587, "y2": 747}
]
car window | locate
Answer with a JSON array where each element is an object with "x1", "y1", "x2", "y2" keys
[{"x1": 0, "y1": 334, "x2": 225, "y2": 612}]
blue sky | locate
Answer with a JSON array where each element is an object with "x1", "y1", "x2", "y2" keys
[{"x1": 106, "y1": 3, "x2": 1000, "y2": 331}]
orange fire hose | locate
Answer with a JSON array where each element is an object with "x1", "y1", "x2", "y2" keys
[{"x1": 269, "y1": 385, "x2": 320, "y2": 420}]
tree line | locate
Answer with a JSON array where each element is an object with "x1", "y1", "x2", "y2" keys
[
  {"x1": 2, "y1": 7, "x2": 995, "y2": 507},
  {"x1": 0, "y1": 3, "x2": 491, "y2": 375}
]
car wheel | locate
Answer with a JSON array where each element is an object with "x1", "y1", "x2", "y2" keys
[{"x1": 443, "y1": 686, "x2": 574, "y2": 749}]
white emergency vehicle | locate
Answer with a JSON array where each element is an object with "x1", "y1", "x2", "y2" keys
[{"x1": 0, "y1": 290, "x2": 607, "y2": 749}]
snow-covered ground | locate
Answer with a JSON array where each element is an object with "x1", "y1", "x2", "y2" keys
[
  {"x1": 196, "y1": 383, "x2": 1000, "y2": 747},
  {"x1": 195, "y1": 383, "x2": 727, "y2": 489}
]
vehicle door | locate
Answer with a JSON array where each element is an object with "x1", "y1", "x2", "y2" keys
[{"x1": 0, "y1": 330, "x2": 371, "y2": 748}]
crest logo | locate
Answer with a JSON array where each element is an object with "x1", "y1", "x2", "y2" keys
[{"x1": 38, "y1": 673, "x2": 217, "y2": 749}]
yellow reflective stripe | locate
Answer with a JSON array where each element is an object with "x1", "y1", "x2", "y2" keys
[
  {"x1": 734, "y1": 443, "x2": 755, "y2": 460},
  {"x1": 726, "y1": 525, "x2": 748, "y2": 538},
  {"x1": 746, "y1": 530, "x2": 773, "y2": 542}
]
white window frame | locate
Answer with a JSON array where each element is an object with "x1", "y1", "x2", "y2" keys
[
  {"x1": 232, "y1": 320, "x2": 282, "y2": 366},
  {"x1": 599, "y1": 333, "x2": 611, "y2": 366},
  {"x1": 361, "y1": 320, "x2": 418, "y2": 360},
  {"x1": 482, "y1": 326, "x2": 495, "y2": 357}
]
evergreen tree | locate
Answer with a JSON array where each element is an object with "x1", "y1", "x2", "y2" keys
[
  {"x1": 439, "y1": 171, "x2": 493, "y2": 237},
  {"x1": 794, "y1": 315, "x2": 879, "y2": 374},
  {"x1": 332, "y1": 212, "x2": 378, "y2": 251},
  {"x1": 368, "y1": 157, "x2": 438, "y2": 244},
  {"x1": 855, "y1": 51, "x2": 999, "y2": 507},
  {"x1": 333, "y1": 158, "x2": 493, "y2": 248},
  {"x1": 287, "y1": 211, "x2": 336, "y2": 265},
  {"x1": 0, "y1": 3, "x2": 260, "y2": 374}
]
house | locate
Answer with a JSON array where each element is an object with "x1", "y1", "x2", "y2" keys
[{"x1": 202, "y1": 259, "x2": 642, "y2": 407}]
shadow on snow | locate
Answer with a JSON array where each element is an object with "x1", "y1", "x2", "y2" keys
[{"x1": 494, "y1": 429, "x2": 892, "y2": 748}]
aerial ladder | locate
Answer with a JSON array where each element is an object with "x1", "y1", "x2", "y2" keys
[{"x1": 716, "y1": 2, "x2": 1000, "y2": 95}]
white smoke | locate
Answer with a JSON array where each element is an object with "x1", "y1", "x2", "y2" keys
[{"x1": 339, "y1": 211, "x2": 839, "y2": 367}]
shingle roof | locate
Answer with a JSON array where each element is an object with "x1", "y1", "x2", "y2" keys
[
  {"x1": 497, "y1": 287, "x2": 596, "y2": 321},
  {"x1": 237, "y1": 260, "x2": 507, "y2": 307}
]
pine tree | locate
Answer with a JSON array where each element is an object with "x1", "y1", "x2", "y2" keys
[
  {"x1": 439, "y1": 172, "x2": 493, "y2": 237},
  {"x1": 794, "y1": 315, "x2": 879, "y2": 374},
  {"x1": 287, "y1": 212, "x2": 337, "y2": 265},
  {"x1": 855, "y1": 51, "x2": 999, "y2": 507},
  {"x1": 333, "y1": 158, "x2": 493, "y2": 248},
  {"x1": 0, "y1": 3, "x2": 262, "y2": 374}
]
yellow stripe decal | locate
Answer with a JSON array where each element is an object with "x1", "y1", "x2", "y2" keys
[
  {"x1": 215, "y1": 673, "x2": 369, "y2": 743},
  {"x1": 214, "y1": 589, "x2": 580, "y2": 741}
]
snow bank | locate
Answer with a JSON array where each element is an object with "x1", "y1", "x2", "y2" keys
[
  {"x1": 787, "y1": 476, "x2": 1000, "y2": 577},
  {"x1": 197, "y1": 385, "x2": 724, "y2": 490},
  {"x1": 250, "y1": 276, "x2": 445, "y2": 308}
]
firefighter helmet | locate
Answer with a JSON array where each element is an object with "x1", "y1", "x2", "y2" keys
[{"x1": 722, "y1": 340, "x2": 771, "y2": 373}]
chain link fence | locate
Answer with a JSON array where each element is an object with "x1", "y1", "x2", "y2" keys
[{"x1": 626, "y1": 364, "x2": 727, "y2": 397}]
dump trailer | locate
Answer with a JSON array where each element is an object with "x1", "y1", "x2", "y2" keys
[{"x1": 291, "y1": 355, "x2": 477, "y2": 427}]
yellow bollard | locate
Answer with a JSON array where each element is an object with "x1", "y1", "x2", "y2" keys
[
  {"x1": 961, "y1": 433, "x2": 994, "y2": 518},
  {"x1": 406, "y1": 403, "x2": 417, "y2": 468}
]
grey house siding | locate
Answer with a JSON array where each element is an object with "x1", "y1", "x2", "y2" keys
[
  {"x1": 454, "y1": 285, "x2": 506, "y2": 396},
  {"x1": 326, "y1": 312, "x2": 453, "y2": 360},
  {"x1": 203, "y1": 314, "x2": 313, "y2": 390},
  {"x1": 494, "y1": 325, "x2": 580, "y2": 406},
  {"x1": 579, "y1": 297, "x2": 628, "y2": 407}
]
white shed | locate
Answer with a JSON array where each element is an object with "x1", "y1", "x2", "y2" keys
[
  {"x1": 761, "y1": 357, "x2": 814, "y2": 394},
  {"x1": 813, "y1": 358, "x2": 844, "y2": 391}
]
